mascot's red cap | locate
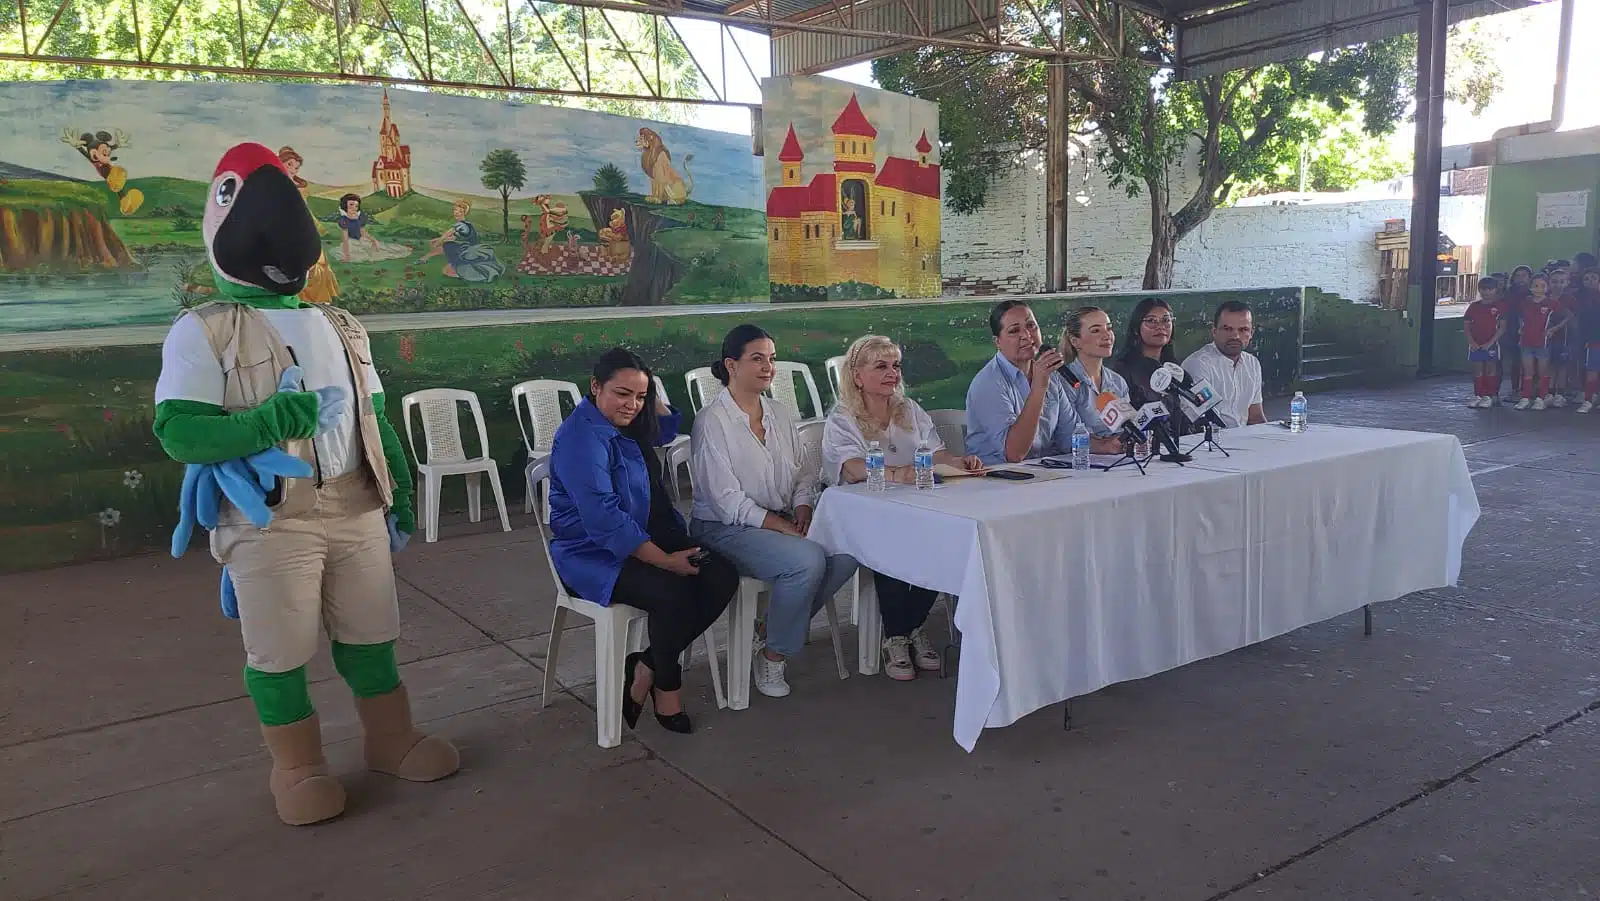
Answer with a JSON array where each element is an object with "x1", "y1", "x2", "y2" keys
[{"x1": 214, "y1": 142, "x2": 287, "y2": 179}]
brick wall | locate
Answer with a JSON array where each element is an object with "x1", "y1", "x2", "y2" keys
[{"x1": 942, "y1": 150, "x2": 1486, "y2": 303}]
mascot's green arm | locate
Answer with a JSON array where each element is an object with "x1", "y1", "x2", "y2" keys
[
  {"x1": 152, "y1": 393, "x2": 320, "y2": 464},
  {"x1": 372, "y1": 392, "x2": 416, "y2": 534}
]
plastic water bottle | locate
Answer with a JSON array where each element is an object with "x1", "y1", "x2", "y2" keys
[
  {"x1": 866, "y1": 440, "x2": 886, "y2": 492},
  {"x1": 914, "y1": 441, "x2": 935, "y2": 491},
  {"x1": 1289, "y1": 391, "x2": 1308, "y2": 433},
  {"x1": 1071, "y1": 422, "x2": 1091, "y2": 471}
]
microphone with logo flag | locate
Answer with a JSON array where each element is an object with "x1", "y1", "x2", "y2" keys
[
  {"x1": 1093, "y1": 391, "x2": 1147, "y2": 447},
  {"x1": 1152, "y1": 362, "x2": 1227, "y2": 430}
]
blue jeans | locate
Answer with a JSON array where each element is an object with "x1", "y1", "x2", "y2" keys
[{"x1": 689, "y1": 518, "x2": 858, "y2": 658}]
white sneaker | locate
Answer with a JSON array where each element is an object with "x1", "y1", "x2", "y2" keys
[
  {"x1": 1532, "y1": 397, "x2": 1547, "y2": 411},
  {"x1": 1514, "y1": 398, "x2": 1532, "y2": 410},
  {"x1": 882, "y1": 636, "x2": 915, "y2": 681},
  {"x1": 1466, "y1": 396, "x2": 1482, "y2": 408},
  {"x1": 909, "y1": 627, "x2": 941, "y2": 671},
  {"x1": 1551, "y1": 394, "x2": 1567, "y2": 409},
  {"x1": 754, "y1": 652, "x2": 791, "y2": 698},
  {"x1": 1579, "y1": 401, "x2": 1593, "y2": 414}
]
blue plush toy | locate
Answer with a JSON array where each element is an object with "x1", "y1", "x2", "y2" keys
[{"x1": 170, "y1": 448, "x2": 314, "y2": 617}]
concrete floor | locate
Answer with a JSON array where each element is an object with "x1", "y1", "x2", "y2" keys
[{"x1": 4, "y1": 377, "x2": 1597, "y2": 900}]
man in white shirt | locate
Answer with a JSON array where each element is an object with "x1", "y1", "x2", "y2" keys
[{"x1": 1182, "y1": 300, "x2": 1266, "y2": 428}]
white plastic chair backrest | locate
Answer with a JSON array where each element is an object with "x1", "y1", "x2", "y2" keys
[
  {"x1": 526, "y1": 461, "x2": 566, "y2": 595},
  {"x1": 685, "y1": 367, "x2": 723, "y2": 412},
  {"x1": 652, "y1": 375, "x2": 674, "y2": 409},
  {"x1": 770, "y1": 361, "x2": 826, "y2": 421},
  {"x1": 401, "y1": 388, "x2": 488, "y2": 465},
  {"x1": 796, "y1": 419, "x2": 826, "y2": 483},
  {"x1": 928, "y1": 408, "x2": 967, "y2": 456},
  {"x1": 824, "y1": 355, "x2": 846, "y2": 404},
  {"x1": 511, "y1": 379, "x2": 580, "y2": 456}
]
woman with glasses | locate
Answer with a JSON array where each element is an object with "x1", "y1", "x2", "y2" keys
[{"x1": 1111, "y1": 297, "x2": 1179, "y2": 411}]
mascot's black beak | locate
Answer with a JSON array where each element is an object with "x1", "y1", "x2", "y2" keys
[{"x1": 211, "y1": 165, "x2": 321, "y2": 296}]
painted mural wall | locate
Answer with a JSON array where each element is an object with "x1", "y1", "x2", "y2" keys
[
  {"x1": 762, "y1": 77, "x2": 942, "y2": 302},
  {"x1": 0, "y1": 80, "x2": 767, "y2": 336},
  {"x1": 0, "y1": 288, "x2": 1300, "y2": 573}
]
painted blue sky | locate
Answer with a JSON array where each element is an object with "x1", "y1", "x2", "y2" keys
[
  {"x1": 0, "y1": 80, "x2": 763, "y2": 209},
  {"x1": 760, "y1": 75, "x2": 939, "y2": 186}
]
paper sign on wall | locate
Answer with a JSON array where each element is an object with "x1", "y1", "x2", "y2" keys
[{"x1": 1535, "y1": 190, "x2": 1589, "y2": 230}]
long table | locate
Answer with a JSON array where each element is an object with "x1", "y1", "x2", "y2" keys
[{"x1": 807, "y1": 423, "x2": 1480, "y2": 751}]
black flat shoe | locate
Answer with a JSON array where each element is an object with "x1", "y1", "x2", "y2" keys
[
  {"x1": 650, "y1": 689, "x2": 693, "y2": 734},
  {"x1": 622, "y1": 651, "x2": 648, "y2": 730}
]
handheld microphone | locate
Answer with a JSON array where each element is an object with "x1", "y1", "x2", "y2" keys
[{"x1": 1040, "y1": 344, "x2": 1081, "y2": 389}]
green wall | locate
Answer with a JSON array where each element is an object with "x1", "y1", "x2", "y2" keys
[
  {"x1": 1483, "y1": 153, "x2": 1600, "y2": 276},
  {"x1": 0, "y1": 288, "x2": 1300, "y2": 573}
]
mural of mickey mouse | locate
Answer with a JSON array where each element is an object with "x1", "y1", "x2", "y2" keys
[{"x1": 61, "y1": 128, "x2": 145, "y2": 215}]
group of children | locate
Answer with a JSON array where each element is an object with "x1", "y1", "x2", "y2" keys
[{"x1": 1464, "y1": 251, "x2": 1600, "y2": 412}]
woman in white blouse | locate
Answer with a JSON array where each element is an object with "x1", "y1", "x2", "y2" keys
[
  {"x1": 822, "y1": 335, "x2": 983, "y2": 680},
  {"x1": 689, "y1": 324, "x2": 859, "y2": 700}
]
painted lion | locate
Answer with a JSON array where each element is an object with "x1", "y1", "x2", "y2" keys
[{"x1": 636, "y1": 128, "x2": 694, "y2": 205}]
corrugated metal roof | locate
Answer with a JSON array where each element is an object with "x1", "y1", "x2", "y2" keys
[{"x1": 1178, "y1": 0, "x2": 1549, "y2": 77}]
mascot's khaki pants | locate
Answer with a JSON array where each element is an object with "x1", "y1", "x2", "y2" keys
[{"x1": 212, "y1": 471, "x2": 400, "y2": 673}]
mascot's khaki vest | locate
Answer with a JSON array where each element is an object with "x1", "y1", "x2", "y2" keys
[{"x1": 185, "y1": 301, "x2": 394, "y2": 525}]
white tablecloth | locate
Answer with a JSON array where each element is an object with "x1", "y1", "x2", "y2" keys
[{"x1": 807, "y1": 423, "x2": 1480, "y2": 751}]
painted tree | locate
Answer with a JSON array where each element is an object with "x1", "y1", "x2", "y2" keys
[
  {"x1": 480, "y1": 149, "x2": 527, "y2": 242},
  {"x1": 876, "y1": 3, "x2": 1508, "y2": 289},
  {"x1": 592, "y1": 163, "x2": 631, "y2": 196}
]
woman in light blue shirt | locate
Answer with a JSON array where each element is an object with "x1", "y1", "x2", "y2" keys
[
  {"x1": 963, "y1": 300, "x2": 1084, "y2": 465},
  {"x1": 1058, "y1": 306, "x2": 1131, "y2": 454}
]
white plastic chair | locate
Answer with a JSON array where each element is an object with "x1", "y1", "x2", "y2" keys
[
  {"x1": 401, "y1": 388, "x2": 511, "y2": 543},
  {"x1": 824, "y1": 355, "x2": 846, "y2": 405},
  {"x1": 530, "y1": 462, "x2": 726, "y2": 748},
  {"x1": 927, "y1": 408, "x2": 968, "y2": 456},
  {"x1": 770, "y1": 361, "x2": 827, "y2": 423},
  {"x1": 654, "y1": 375, "x2": 694, "y2": 503},
  {"x1": 723, "y1": 418, "x2": 850, "y2": 708},
  {"x1": 725, "y1": 577, "x2": 851, "y2": 710},
  {"x1": 685, "y1": 367, "x2": 723, "y2": 413},
  {"x1": 511, "y1": 379, "x2": 580, "y2": 521}
]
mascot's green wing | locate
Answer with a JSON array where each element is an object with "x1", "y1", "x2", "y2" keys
[
  {"x1": 153, "y1": 392, "x2": 320, "y2": 464},
  {"x1": 372, "y1": 392, "x2": 416, "y2": 534}
]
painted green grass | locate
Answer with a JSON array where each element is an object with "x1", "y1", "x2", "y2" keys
[
  {"x1": 121, "y1": 176, "x2": 208, "y2": 218},
  {"x1": 0, "y1": 179, "x2": 110, "y2": 210}
]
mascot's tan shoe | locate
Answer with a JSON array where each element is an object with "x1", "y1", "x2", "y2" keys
[
  {"x1": 261, "y1": 714, "x2": 347, "y2": 826},
  {"x1": 355, "y1": 683, "x2": 461, "y2": 781}
]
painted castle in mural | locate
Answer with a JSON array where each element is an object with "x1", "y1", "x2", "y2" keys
[
  {"x1": 766, "y1": 93, "x2": 941, "y2": 299},
  {"x1": 370, "y1": 90, "x2": 413, "y2": 198}
]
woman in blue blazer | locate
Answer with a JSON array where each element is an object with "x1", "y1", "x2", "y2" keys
[{"x1": 547, "y1": 348, "x2": 737, "y2": 734}]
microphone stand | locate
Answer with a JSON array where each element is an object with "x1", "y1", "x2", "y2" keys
[
  {"x1": 1152, "y1": 415, "x2": 1191, "y2": 464},
  {"x1": 1094, "y1": 432, "x2": 1149, "y2": 475},
  {"x1": 1186, "y1": 419, "x2": 1231, "y2": 457}
]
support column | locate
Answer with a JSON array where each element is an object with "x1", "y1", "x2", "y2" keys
[
  {"x1": 1409, "y1": 0, "x2": 1447, "y2": 374},
  {"x1": 1046, "y1": 60, "x2": 1069, "y2": 294}
]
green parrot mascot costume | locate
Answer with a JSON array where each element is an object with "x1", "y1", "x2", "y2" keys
[{"x1": 153, "y1": 142, "x2": 459, "y2": 826}]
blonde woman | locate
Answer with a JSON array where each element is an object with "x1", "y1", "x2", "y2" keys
[
  {"x1": 821, "y1": 335, "x2": 982, "y2": 680},
  {"x1": 1058, "y1": 306, "x2": 1130, "y2": 454}
]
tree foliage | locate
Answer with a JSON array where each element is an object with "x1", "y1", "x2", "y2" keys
[
  {"x1": 0, "y1": 0, "x2": 703, "y2": 123},
  {"x1": 480, "y1": 147, "x2": 526, "y2": 240},
  {"x1": 591, "y1": 162, "x2": 631, "y2": 196},
  {"x1": 876, "y1": 3, "x2": 1504, "y2": 288}
]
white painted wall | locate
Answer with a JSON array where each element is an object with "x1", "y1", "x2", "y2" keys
[{"x1": 941, "y1": 150, "x2": 1487, "y2": 303}]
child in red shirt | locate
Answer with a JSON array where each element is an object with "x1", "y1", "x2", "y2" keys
[
  {"x1": 1463, "y1": 275, "x2": 1507, "y2": 408},
  {"x1": 1516, "y1": 273, "x2": 1574, "y2": 410},
  {"x1": 1548, "y1": 264, "x2": 1575, "y2": 406}
]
